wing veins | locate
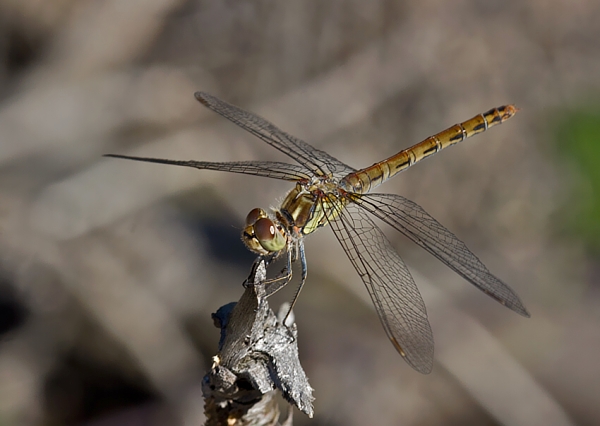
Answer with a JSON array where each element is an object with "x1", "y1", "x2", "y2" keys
[
  {"x1": 324, "y1": 194, "x2": 434, "y2": 373},
  {"x1": 104, "y1": 155, "x2": 310, "y2": 181},
  {"x1": 354, "y1": 193, "x2": 529, "y2": 317},
  {"x1": 195, "y1": 92, "x2": 355, "y2": 177}
]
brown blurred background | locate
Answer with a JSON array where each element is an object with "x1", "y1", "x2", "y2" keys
[{"x1": 1, "y1": 1, "x2": 599, "y2": 425}]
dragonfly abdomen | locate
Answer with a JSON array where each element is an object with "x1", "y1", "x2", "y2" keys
[{"x1": 340, "y1": 105, "x2": 517, "y2": 194}]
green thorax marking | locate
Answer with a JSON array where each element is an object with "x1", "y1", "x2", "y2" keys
[{"x1": 279, "y1": 181, "x2": 348, "y2": 236}]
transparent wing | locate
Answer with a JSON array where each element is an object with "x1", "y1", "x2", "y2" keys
[
  {"x1": 195, "y1": 92, "x2": 355, "y2": 178},
  {"x1": 104, "y1": 154, "x2": 311, "y2": 182},
  {"x1": 324, "y1": 197, "x2": 434, "y2": 374},
  {"x1": 355, "y1": 193, "x2": 530, "y2": 317}
]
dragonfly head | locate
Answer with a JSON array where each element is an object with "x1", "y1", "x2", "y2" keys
[{"x1": 242, "y1": 208, "x2": 287, "y2": 255}]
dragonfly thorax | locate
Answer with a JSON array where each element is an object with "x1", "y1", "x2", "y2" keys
[
  {"x1": 279, "y1": 180, "x2": 341, "y2": 237},
  {"x1": 242, "y1": 208, "x2": 287, "y2": 255}
]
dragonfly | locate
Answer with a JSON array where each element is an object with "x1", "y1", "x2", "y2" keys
[{"x1": 106, "y1": 92, "x2": 529, "y2": 374}]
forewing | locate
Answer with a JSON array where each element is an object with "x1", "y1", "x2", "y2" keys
[
  {"x1": 195, "y1": 92, "x2": 355, "y2": 178},
  {"x1": 356, "y1": 193, "x2": 530, "y2": 317},
  {"x1": 104, "y1": 155, "x2": 311, "y2": 181},
  {"x1": 325, "y1": 197, "x2": 434, "y2": 374}
]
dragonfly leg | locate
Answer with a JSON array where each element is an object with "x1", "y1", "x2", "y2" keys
[
  {"x1": 282, "y1": 241, "x2": 307, "y2": 325},
  {"x1": 263, "y1": 245, "x2": 295, "y2": 297},
  {"x1": 244, "y1": 255, "x2": 272, "y2": 295}
]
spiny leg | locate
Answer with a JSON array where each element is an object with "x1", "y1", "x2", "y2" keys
[
  {"x1": 262, "y1": 244, "x2": 295, "y2": 297},
  {"x1": 282, "y1": 240, "x2": 308, "y2": 325}
]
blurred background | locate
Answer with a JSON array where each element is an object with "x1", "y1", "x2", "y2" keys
[{"x1": 1, "y1": 0, "x2": 599, "y2": 425}]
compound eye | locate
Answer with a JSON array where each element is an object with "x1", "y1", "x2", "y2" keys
[
  {"x1": 254, "y1": 217, "x2": 276, "y2": 242},
  {"x1": 246, "y1": 208, "x2": 267, "y2": 225},
  {"x1": 254, "y1": 218, "x2": 286, "y2": 253}
]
